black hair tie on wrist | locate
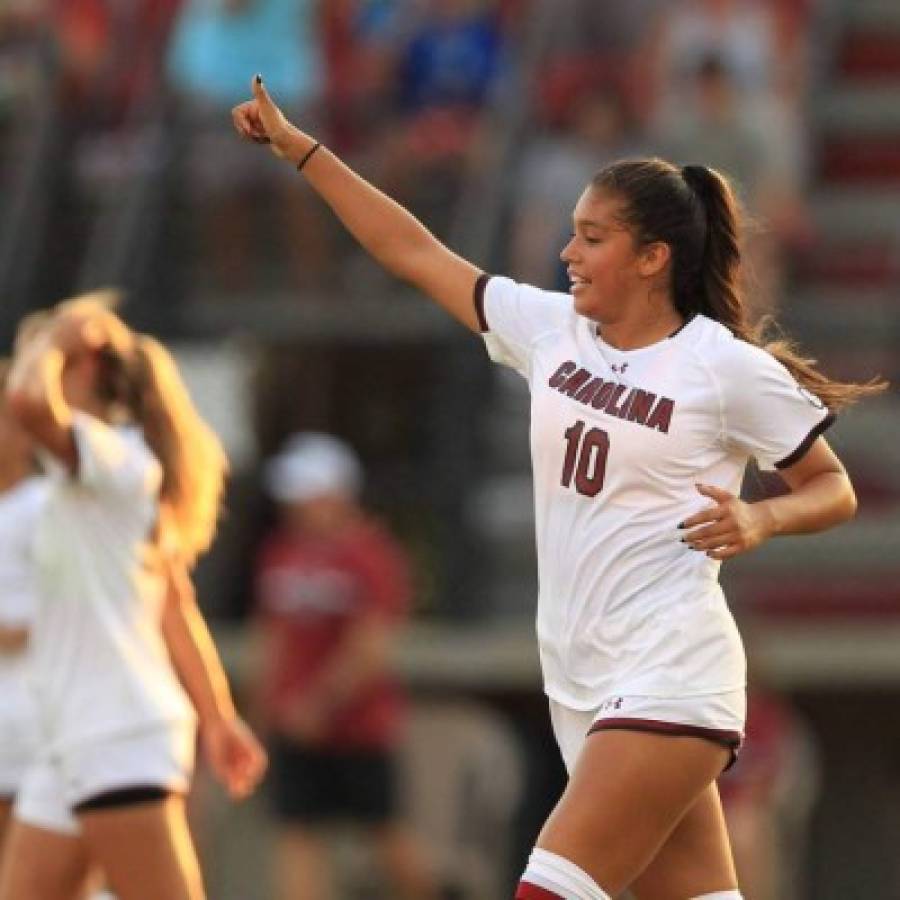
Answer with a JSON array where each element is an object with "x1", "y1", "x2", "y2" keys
[{"x1": 296, "y1": 142, "x2": 322, "y2": 172}]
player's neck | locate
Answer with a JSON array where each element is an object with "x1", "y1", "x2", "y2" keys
[{"x1": 597, "y1": 303, "x2": 685, "y2": 351}]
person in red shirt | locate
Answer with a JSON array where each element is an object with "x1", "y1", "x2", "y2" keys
[{"x1": 253, "y1": 432, "x2": 437, "y2": 900}]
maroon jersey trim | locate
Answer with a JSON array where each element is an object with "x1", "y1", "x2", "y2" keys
[
  {"x1": 775, "y1": 411, "x2": 837, "y2": 469},
  {"x1": 474, "y1": 272, "x2": 491, "y2": 333}
]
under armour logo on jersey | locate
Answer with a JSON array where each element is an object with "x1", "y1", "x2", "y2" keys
[{"x1": 611, "y1": 362, "x2": 629, "y2": 374}]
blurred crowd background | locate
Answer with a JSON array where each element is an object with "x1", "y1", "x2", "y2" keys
[{"x1": 1, "y1": 0, "x2": 899, "y2": 898}]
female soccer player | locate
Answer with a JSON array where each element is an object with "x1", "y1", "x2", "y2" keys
[
  {"x1": 0, "y1": 297, "x2": 267, "y2": 900},
  {"x1": 0, "y1": 361, "x2": 46, "y2": 852},
  {"x1": 233, "y1": 76, "x2": 883, "y2": 900}
]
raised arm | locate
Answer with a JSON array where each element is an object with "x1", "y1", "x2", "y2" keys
[
  {"x1": 232, "y1": 75, "x2": 483, "y2": 332},
  {"x1": 5, "y1": 302, "x2": 132, "y2": 473},
  {"x1": 6, "y1": 318, "x2": 78, "y2": 471}
]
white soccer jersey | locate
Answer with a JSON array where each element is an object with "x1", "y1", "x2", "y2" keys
[
  {"x1": 30, "y1": 413, "x2": 194, "y2": 752},
  {"x1": 476, "y1": 276, "x2": 834, "y2": 710},
  {"x1": 0, "y1": 477, "x2": 47, "y2": 787}
]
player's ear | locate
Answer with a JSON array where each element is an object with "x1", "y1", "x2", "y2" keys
[{"x1": 637, "y1": 241, "x2": 671, "y2": 278}]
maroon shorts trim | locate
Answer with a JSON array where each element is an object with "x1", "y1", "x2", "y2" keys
[
  {"x1": 473, "y1": 272, "x2": 491, "y2": 333},
  {"x1": 587, "y1": 717, "x2": 744, "y2": 769},
  {"x1": 516, "y1": 881, "x2": 562, "y2": 900}
]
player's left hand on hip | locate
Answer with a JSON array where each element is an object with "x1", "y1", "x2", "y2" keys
[{"x1": 679, "y1": 482, "x2": 775, "y2": 560}]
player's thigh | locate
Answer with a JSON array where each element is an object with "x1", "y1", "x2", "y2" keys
[
  {"x1": 630, "y1": 782, "x2": 738, "y2": 900},
  {"x1": 537, "y1": 729, "x2": 730, "y2": 898},
  {"x1": 0, "y1": 817, "x2": 92, "y2": 900},
  {"x1": 79, "y1": 795, "x2": 204, "y2": 900}
]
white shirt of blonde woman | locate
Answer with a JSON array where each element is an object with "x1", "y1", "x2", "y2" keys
[
  {"x1": 31, "y1": 413, "x2": 195, "y2": 754},
  {"x1": 0, "y1": 477, "x2": 48, "y2": 792},
  {"x1": 478, "y1": 277, "x2": 834, "y2": 710}
]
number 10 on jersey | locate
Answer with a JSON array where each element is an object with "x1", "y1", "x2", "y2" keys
[{"x1": 561, "y1": 420, "x2": 610, "y2": 497}]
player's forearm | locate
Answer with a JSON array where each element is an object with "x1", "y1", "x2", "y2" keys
[
  {"x1": 162, "y1": 573, "x2": 237, "y2": 727},
  {"x1": 758, "y1": 470, "x2": 857, "y2": 537},
  {"x1": 308, "y1": 622, "x2": 390, "y2": 712},
  {"x1": 7, "y1": 329, "x2": 78, "y2": 470},
  {"x1": 280, "y1": 128, "x2": 440, "y2": 285},
  {"x1": 7, "y1": 338, "x2": 67, "y2": 427}
]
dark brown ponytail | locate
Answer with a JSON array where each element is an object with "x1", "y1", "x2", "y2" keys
[{"x1": 592, "y1": 159, "x2": 887, "y2": 410}]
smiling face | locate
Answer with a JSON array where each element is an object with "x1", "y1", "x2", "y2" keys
[{"x1": 560, "y1": 187, "x2": 670, "y2": 324}]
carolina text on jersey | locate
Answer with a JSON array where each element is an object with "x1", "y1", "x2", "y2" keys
[{"x1": 548, "y1": 361, "x2": 675, "y2": 434}]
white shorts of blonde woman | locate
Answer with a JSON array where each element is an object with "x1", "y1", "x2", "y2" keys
[
  {"x1": 0, "y1": 716, "x2": 41, "y2": 800},
  {"x1": 15, "y1": 720, "x2": 196, "y2": 834}
]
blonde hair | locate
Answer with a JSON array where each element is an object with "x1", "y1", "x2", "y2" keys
[
  {"x1": 130, "y1": 335, "x2": 227, "y2": 564},
  {"x1": 18, "y1": 295, "x2": 227, "y2": 564}
]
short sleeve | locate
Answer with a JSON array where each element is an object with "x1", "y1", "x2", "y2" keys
[
  {"x1": 71, "y1": 413, "x2": 162, "y2": 498},
  {"x1": 475, "y1": 274, "x2": 573, "y2": 377},
  {"x1": 718, "y1": 341, "x2": 836, "y2": 471}
]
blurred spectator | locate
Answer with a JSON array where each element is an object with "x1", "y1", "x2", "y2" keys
[
  {"x1": 720, "y1": 684, "x2": 821, "y2": 900},
  {"x1": 767, "y1": 0, "x2": 815, "y2": 104},
  {"x1": 376, "y1": 0, "x2": 506, "y2": 232},
  {"x1": 39, "y1": 0, "x2": 181, "y2": 123},
  {"x1": 525, "y1": 0, "x2": 662, "y2": 132},
  {"x1": 510, "y1": 85, "x2": 643, "y2": 288},
  {"x1": 0, "y1": 0, "x2": 48, "y2": 155},
  {"x1": 652, "y1": 0, "x2": 779, "y2": 100},
  {"x1": 321, "y1": 0, "x2": 416, "y2": 155},
  {"x1": 166, "y1": 0, "x2": 332, "y2": 294},
  {"x1": 0, "y1": 0, "x2": 47, "y2": 95},
  {"x1": 648, "y1": 0, "x2": 809, "y2": 184},
  {"x1": 656, "y1": 55, "x2": 771, "y2": 199},
  {"x1": 654, "y1": 54, "x2": 812, "y2": 314},
  {"x1": 252, "y1": 433, "x2": 437, "y2": 900}
]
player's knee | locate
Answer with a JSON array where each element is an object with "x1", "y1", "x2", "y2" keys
[{"x1": 516, "y1": 848, "x2": 610, "y2": 900}]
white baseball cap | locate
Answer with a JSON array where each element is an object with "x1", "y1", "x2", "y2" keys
[{"x1": 264, "y1": 432, "x2": 363, "y2": 503}]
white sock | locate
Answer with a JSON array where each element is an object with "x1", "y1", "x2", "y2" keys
[
  {"x1": 691, "y1": 892, "x2": 743, "y2": 899},
  {"x1": 519, "y1": 848, "x2": 611, "y2": 900}
]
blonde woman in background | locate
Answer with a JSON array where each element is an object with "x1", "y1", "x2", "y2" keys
[{"x1": 0, "y1": 296, "x2": 267, "y2": 900}]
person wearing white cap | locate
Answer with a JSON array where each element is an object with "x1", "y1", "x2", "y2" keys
[
  {"x1": 265, "y1": 432, "x2": 363, "y2": 506},
  {"x1": 253, "y1": 432, "x2": 437, "y2": 900}
]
